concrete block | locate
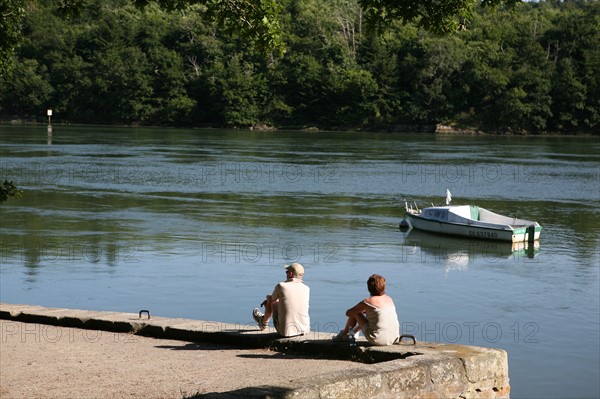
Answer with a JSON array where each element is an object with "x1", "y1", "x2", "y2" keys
[
  {"x1": 463, "y1": 347, "x2": 508, "y2": 383},
  {"x1": 382, "y1": 362, "x2": 429, "y2": 393},
  {"x1": 428, "y1": 357, "x2": 466, "y2": 383},
  {"x1": 0, "y1": 303, "x2": 511, "y2": 399},
  {"x1": 313, "y1": 370, "x2": 385, "y2": 399}
]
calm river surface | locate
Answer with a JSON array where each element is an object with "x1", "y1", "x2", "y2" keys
[{"x1": 1, "y1": 125, "x2": 599, "y2": 398}]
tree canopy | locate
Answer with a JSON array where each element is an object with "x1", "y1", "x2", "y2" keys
[
  {"x1": 359, "y1": 0, "x2": 522, "y2": 34},
  {"x1": 1, "y1": 0, "x2": 598, "y2": 134},
  {"x1": 1, "y1": 0, "x2": 26, "y2": 75},
  {"x1": 1, "y1": 0, "x2": 521, "y2": 75}
]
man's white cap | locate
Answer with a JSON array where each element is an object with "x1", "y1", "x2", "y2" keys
[{"x1": 284, "y1": 263, "x2": 304, "y2": 276}]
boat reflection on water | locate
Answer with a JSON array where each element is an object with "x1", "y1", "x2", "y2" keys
[{"x1": 402, "y1": 229, "x2": 540, "y2": 273}]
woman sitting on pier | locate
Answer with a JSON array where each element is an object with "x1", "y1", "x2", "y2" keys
[{"x1": 333, "y1": 274, "x2": 400, "y2": 346}]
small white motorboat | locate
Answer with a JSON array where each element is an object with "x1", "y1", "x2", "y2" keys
[{"x1": 403, "y1": 191, "x2": 542, "y2": 243}]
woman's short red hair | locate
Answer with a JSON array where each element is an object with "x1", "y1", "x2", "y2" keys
[{"x1": 367, "y1": 274, "x2": 386, "y2": 296}]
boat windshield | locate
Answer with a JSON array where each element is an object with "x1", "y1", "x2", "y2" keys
[{"x1": 423, "y1": 208, "x2": 448, "y2": 220}]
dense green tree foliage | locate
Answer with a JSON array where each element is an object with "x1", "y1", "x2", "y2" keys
[
  {"x1": 0, "y1": 0, "x2": 285, "y2": 74},
  {"x1": 0, "y1": 0, "x2": 522, "y2": 74},
  {"x1": 0, "y1": 0, "x2": 598, "y2": 133},
  {"x1": 0, "y1": 0, "x2": 26, "y2": 75},
  {"x1": 0, "y1": 180, "x2": 21, "y2": 204},
  {"x1": 359, "y1": 0, "x2": 521, "y2": 34}
]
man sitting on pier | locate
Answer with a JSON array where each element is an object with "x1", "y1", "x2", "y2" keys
[{"x1": 252, "y1": 263, "x2": 310, "y2": 337}]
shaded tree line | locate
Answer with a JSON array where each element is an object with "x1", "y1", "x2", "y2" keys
[{"x1": 0, "y1": 0, "x2": 598, "y2": 134}]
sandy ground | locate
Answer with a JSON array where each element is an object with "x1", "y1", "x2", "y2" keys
[{"x1": 0, "y1": 321, "x2": 370, "y2": 399}]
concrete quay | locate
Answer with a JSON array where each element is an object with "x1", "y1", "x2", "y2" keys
[{"x1": 0, "y1": 303, "x2": 510, "y2": 398}]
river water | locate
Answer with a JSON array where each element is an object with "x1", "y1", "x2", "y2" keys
[{"x1": 1, "y1": 125, "x2": 598, "y2": 398}]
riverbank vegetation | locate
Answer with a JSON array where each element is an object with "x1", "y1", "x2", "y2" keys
[
  {"x1": 0, "y1": 180, "x2": 21, "y2": 204},
  {"x1": 0, "y1": 0, "x2": 598, "y2": 134}
]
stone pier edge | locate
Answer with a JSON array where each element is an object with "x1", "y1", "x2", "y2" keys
[{"x1": 0, "y1": 303, "x2": 510, "y2": 399}]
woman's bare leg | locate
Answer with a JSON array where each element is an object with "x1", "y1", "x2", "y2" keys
[{"x1": 341, "y1": 313, "x2": 367, "y2": 334}]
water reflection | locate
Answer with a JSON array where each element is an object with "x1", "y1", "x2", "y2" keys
[
  {"x1": 1, "y1": 236, "x2": 139, "y2": 281},
  {"x1": 402, "y1": 229, "x2": 540, "y2": 273},
  {"x1": 47, "y1": 125, "x2": 52, "y2": 145}
]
